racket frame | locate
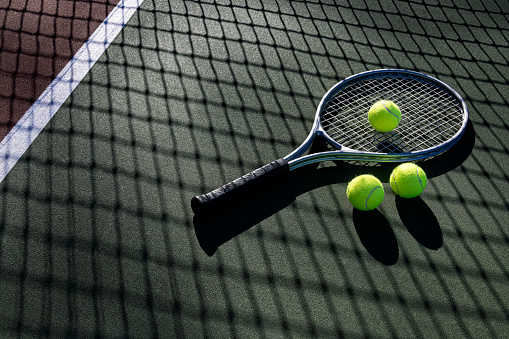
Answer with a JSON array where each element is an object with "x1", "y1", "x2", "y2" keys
[{"x1": 284, "y1": 69, "x2": 469, "y2": 170}]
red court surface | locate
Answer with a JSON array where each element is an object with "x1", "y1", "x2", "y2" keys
[{"x1": 0, "y1": 0, "x2": 120, "y2": 140}]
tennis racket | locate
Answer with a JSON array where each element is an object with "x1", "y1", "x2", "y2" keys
[{"x1": 191, "y1": 69, "x2": 469, "y2": 215}]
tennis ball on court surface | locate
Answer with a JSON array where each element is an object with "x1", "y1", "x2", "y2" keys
[
  {"x1": 346, "y1": 174, "x2": 384, "y2": 211},
  {"x1": 390, "y1": 163, "x2": 427, "y2": 198},
  {"x1": 368, "y1": 100, "x2": 401, "y2": 132}
]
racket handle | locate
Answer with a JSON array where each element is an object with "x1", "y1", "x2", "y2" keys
[{"x1": 191, "y1": 158, "x2": 290, "y2": 215}]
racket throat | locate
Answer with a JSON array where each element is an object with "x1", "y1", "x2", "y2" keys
[
  {"x1": 285, "y1": 131, "x2": 355, "y2": 170},
  {"x1": 285, "y1": 129, "x2": 332, "y2": 163}
]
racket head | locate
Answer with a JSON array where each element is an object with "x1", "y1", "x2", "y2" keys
[{"x1": 287, "y1": 69, "x2": 469, "y2": 167}]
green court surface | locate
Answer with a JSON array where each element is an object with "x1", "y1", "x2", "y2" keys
[{"x1": 1, "y1": 0, "x2": 509, "y2": 338}]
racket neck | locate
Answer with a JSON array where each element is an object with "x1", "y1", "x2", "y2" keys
[
  {"x1": 284, "y1": 130, "x2": 316, "y2": 163},
  {"x1": 285, "y1": 130, "x2": 340, "y2": 170}
]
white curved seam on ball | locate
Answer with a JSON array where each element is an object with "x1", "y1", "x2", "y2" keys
[
  {"x1": 392, "y1": 176, "x2": 399, "y2": 196},
  {"x1": 416, "y1": 167, "x2": 424, "y2": 191},
  {"x1": 383, "y1": 101, "x2": 400, "y2": 123},
  {"x1": 365, "y1": 186, "x2": 383, "y2": 210}
]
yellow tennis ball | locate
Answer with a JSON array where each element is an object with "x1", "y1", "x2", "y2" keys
[
  {"x1": 368, "y1": 100, "x2": 401, "y2": 132},
  {"x1": 346, "y1": 174, "x2": 384, "y2": 211},
  {"x1": 390, "y1": 163, "x2": 427, "y2": 198}
]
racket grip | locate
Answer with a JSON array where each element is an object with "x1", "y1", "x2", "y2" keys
[{"x1": 191, "y1": 158, "x2": 290, "y2": 215}]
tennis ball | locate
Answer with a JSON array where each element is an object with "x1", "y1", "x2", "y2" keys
[
  {"x1": 390, "y1": 163, "x2": 427, "y2": 198},
  {"x1": 368, "y1": 100, "x2": 401, "y2": 132},
  {"x1": 346, "y1": 174, "x2": 384, "y2": 211}
]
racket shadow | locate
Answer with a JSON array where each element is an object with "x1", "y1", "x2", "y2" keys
[
  {"x1": 193, "y1": 161, "x2": 391, "y2": 257},
  {"x1": 193, "y1": 166, "x2": 309, "y2": 256},
  {"x1": 192, "y1": 137, "x2": 368, "y2": 256},
  {"x1": 193, "y1": 120, "x2": 474, "y2": 256}
]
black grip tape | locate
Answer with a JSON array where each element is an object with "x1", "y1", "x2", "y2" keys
[{"x1": 191, "y1": 158, "x2": 289, "y2": 215}]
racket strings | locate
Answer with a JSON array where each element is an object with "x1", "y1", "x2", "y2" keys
[{"x1": 320, "y1": 74, "x2": 464, "y2": 154}]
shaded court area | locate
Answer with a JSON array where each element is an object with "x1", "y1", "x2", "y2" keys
[{"x1": 1, "y1": 0, "x2": 509, "y2": 338}]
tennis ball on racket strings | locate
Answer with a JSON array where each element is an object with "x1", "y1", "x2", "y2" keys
[
  {"x1": 368, "y1": 100, "x2": 401, "y2": 132},
  {"x1": 346, "y1": 174, "x2": 384, "y2": 211},
  {"x1": 390, "y1": 163, "x2": 427, "y2": 198}
]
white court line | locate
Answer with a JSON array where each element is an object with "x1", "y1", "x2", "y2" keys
[{"x1": 0, "y1": 0, "x2": 145, "y2": 182}]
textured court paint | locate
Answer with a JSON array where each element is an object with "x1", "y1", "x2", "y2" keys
[
  {"x1": 0, "y1": 2, "x2": 507, "y2": 338},
  {"x1": 0, "y1": 0, "x2": 145, "y2": 183}
]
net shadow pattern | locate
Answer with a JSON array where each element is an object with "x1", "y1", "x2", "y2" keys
[
  {"x1": 0, "y1": 0, "x2": 508, "y2": 338},
  {"x1": 0, "y1": 0, "x2": 121, "y2": 140}
]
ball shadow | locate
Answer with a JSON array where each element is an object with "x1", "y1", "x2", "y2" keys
[
  {"x1": 395, "y1": 196, "x2": 443, "y2": 250},
  {"x1": 352, "y1": 209, "x2": 399, "y2": 265}
]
